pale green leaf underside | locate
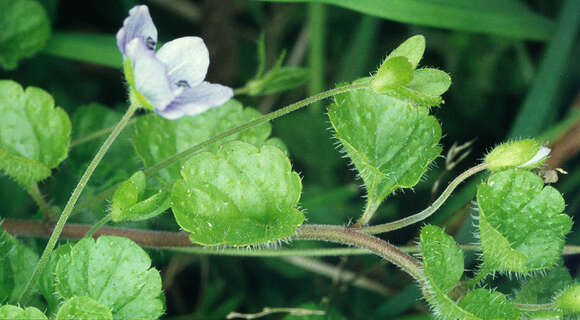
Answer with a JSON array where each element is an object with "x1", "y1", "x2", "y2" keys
[
  {"x1": 54, "y1": 236, "x2": 164, "y2": 320},
  {"x1": 0, "y1": 0, "x2": 51, "y2": 70},
  {"x1": 261, "y1": 0, "x2": 554, "y2": 40},
  {"x1": 56, "y1": 296, "x2": 113, "y2": 320},
  {"x1": 0, "y1": 305, "x2": 47, "y2": 320},
  {"x1": 171, "y1": 141, "x2": 304, "y2": 246},
  {"x1": 477, "y1": 168, "x2": 572, "y2": 274},
  {"x1": 458, "y1": 289, "x2": 520, "y2": 320},
  {"x1": 0, "y1": 80, "x2": 71, "y2": 187},
  {"x1": 0, "y1": 229, "x2": 39, "y2": 304},
  {"x1": 133, "y1": 99, "x2": 274, "y2": 184},
  {"x1": 329, "y1": 84, "x2": 441, "y2": 207}
]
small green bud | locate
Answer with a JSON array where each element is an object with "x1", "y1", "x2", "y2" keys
[
  {"x1": 554, "y1": 284, "x2": 580, "y2": 314},
  {"x1": 371, "y1": 56, "x2": 413, "y2": 93},
  {"x1": 485, "y1": 139, "x2": 550, "y2": 171}
]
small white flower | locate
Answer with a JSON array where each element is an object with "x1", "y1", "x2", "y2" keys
[
  {"x1": 117, "y1": 5, "x2": 233, "y2": 119},
  {"x1": 517, "y1": 146, "x2": 551, "y2": 168}
]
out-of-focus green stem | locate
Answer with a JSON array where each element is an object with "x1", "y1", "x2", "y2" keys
[{"x1": 308, "y1": 3, "x2": 326, "y2": 113}]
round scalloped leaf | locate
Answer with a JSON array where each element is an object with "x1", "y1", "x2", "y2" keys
[
  {"x1": 329, "y1": 84, "x2": 441, "y2": 221},
  {"x1": 0, "y1": 305, "x2": 47, "y2": 319},
  {"x1": 457, "y1": 289, "x2": 520, "y2": 320},
  {"x1": 476, "y1": 168, "x2": 572, "y2": 275},
  {"x1": 0, "y1": 0, "x2": 50, "y2": 70},
  {"x1": 54, "y1": 236, "x2": 164, "y2": 320},
  {"x1": 111, "y1": 171, "x2": 170, "y2": 222},
  {"x1": 56, "y1": 296, "x2": 112, "y2": 320},
  {"x1": 0, "y1": 228, "x2": 39, "y2": 304},
  {"x1": 133, "y1": 99, "x2": 276, "y2": 184},
  {"x1": 171, "y1": 141, "x2": 304, "y2": 246},
  {"x1": 0, "y1": 80, "x2": 71, "y2": 187}
]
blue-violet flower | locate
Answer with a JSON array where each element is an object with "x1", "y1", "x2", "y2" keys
[{"x1": 117, "y1": 5, "x2": 233, "y2": 119}]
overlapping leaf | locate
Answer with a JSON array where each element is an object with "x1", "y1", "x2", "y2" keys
[
  {"x1": 0, "y1": 80, "x2": 70, "y2": 188},
  {"x1": 420, "y1": 225, "x2": 520, "y2": 320},
  {"x1": 111, "y1": 171, "x2": 170, "y2": 222},
  {"x1": 53, "y1": 236, "x2": 164, "y2": 320},
  {"x1": 171, "y1": 141, "x2": 304, "y2": 246},
  {"x1": 476, "y1": 168, "x2": 572, "y2": 275},
  {"x1": 0, "y1": 0, "x2": 51, "y2": 70},
  {"x1": 56, "y1": 296, "x2": 113, "y2": 320},
  {"x1": 133, "y1": 99, "x2": 278, "y2": 184},
  {"x1": 329, "y1": 83, "x2": 441, "y2": 222}
]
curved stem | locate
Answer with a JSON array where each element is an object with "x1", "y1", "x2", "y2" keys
[
  {"x1": 85, "y1": 213, "x2": 112, "y2": 238},
  {"x1": 74, "y1": 81, "x2": 370, "y2": 214},
  {"x1": 357, "y1": 163, "x2": 487, "y2": 235},
  {"x1": 293, "y1": 224, "x2": 424, "y2": 281},
  {"x1": 17, "y1": 103, "x2": 139, "y2": 304}
]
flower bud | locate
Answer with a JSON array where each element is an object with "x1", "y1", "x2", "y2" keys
[
  {"x1": 554, "y1": 284, "x2": 580, "y2": 314},
  {"x1": 485, "y1": 139, "x2": 549, "y2": 171}
]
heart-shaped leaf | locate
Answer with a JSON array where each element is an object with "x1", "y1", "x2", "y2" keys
[
  {"x1": 111, "y1": 171, "x2": 170, "y2": 222},
  {"x1": 56, "y1": 296, "x2": 112, "y2": 320},
  {"x1": 53, "y1": 236, "x2": 164, "y2": 320},
  {"x1": 0, "y1": 0, "x2": 51, "y2": 70},
  {"x1": 476, "y1": 168, "x2": 572, "y2": 275},
  {"x1": 0, "y1": 80, "x2": 71, "y2": 188},
  {"x1": 171, "y1": 141, "x2": 304, "y2": 246},
  {"x1": 0, "y1": 305, "x2": 47, "y2": 320},
  {"x1": 329, "y1": 83, "x2": 441, "y2": 224},
  {"x1": 133, "y1": 99, "x2": 277, "y2": 184}
]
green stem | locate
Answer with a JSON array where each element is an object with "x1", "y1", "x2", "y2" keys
[
  {"x1": 354, "y1": 198, "x2": 381, "y2": 227},
  {"x1": 26, "y1": 183, "x2": 52, "y2": 219},
  {"x1": 70, "y1": 118, "x2": 137, "y2": 148},
  {"x1": 357, "y1": 163, "x2": 487, "y2": 235},
  {"x1": 17, "y1": 103, "x2": 139, "y2": 304},
  {"x1": 85, "y1": 213, "x2": 113, "y2": 238},
  {"x1": 74, "y1": 81, "x2": 369, "y2": 215},
  {"x1": 293, "y1": 224, "x2": 424, "y2": 281},
  {"x1": 308, "y1": 3, "x2": 326, "y2": 113},
  {"x1": 141, "y1": 81, "x2": 370, "y2": 179}
]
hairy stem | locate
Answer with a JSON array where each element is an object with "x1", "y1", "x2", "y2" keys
[
  {"x1": 85, "y1": 213, "x2": 112, "y2": 238},
  {"x1": 357, "y1": 163, "x2": 487, "y2": 235},
  {"x1": 294, "y1": 224, "x2": 424, "y2": 281},
  {"x1": 17, "y1": 103, "x2": 139, "y2": 304},
  {"x1": 73, "y1": 81, "x2": 370, "y2": 215},
  {"x1": 26, "y1": 183, "x2": 53, "y2": 220}
]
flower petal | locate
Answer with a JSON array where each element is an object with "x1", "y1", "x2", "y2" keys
[
  {"x1": 126, "y1": 38, "x2": 174, "y2": 110},
  {"x1": 155, "y1": 37, "x2": 209, "y2": 91},
  {"x1": 117, "y1": 5, "x2": 158, "y2": 56},
  {"x1": 155, "y1": 82, "x2": 233, "y2": 120}
]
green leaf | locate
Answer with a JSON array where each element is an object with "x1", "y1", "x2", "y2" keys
[
  {"x1": 261, "y1": 0, "x2": 554, "y2": 40},
  {"x1": 54, "y1": 236, "x2": 164, "y2": 320},
  {"x1": 514, "y1": 266, "x2": 573, "y2": 304},
  {"x1": 476, "y1": 168, "x2": 572, "y2": 275},
  {"x1": 457, "y1": 289, "x2": 520, "y2": 320},
  {"x1": 247, "y1": 67, "x2": 310, "y2": 96},
  {"x1": 111, "y1": 171, "x2": 170, "y2": 222},
  {"x1": 328, "y1": 83, "x2": 441, "y2": 221},
  {"x1": 133, "y1": 99, "x2": 276, "y2": 184},
  {"x1": 39, "y1": 243, "x2": 73, "y2": 316},
  {"x1": 0, "y1": 0, "x2": 51, "y2": 70},
  {"x1": 420, "y1": 225, "x2": 519, "y2": 320},
  {"x1": 0, "y1": 305, "x2": 47, "y2": 320},
  {"x1": 371, "y1": 56, "x2": 414, "y2": 93},
  {"x1": 384, "y1": 68, "x2": 452, "y2": 107},
  {"x1": 41, "y1": 32, "x2": 122, "y2": 68},
  {"x1": 56, "y1": 296, "x2": 113, "y2": 320},
  {"x1": 171, "y1": 141, "x2": 304, "y2": 246},
  {"x1": 0, "y1": 80, "x2": 71, "y2": 188},
  {"x1": 0, "y1": 229, "x2": 39, "y2": 304},
  {"x1": 386, "y1": 35, "x2": 425, "y2": 69}
]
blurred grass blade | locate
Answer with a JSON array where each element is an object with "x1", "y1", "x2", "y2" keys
[
  {"x1": 41, "y1": 32, "x2": 121, "y2": 68},
  {"x1": 508, "y1": 0, "x2": 580, "y2": 138},
  {"x1": 336, "y1": 16, "x2": 379, "y2": 82},
  {"x1": 263, "y1": 0, "x2": 554, "y2": 40}
]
